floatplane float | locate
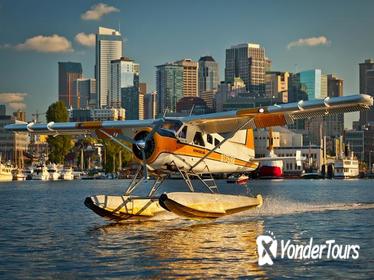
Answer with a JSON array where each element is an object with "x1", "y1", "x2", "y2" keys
[{"x1": 6, "y1": 94, "x2": 373, "y2": 220}]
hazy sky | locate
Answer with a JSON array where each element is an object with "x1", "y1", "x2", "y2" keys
[{"x1": 0, "y1": 0, "x2": 373, "y2": 127}]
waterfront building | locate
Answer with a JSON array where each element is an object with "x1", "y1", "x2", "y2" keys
[
  {"x1": 225, "y1": 43, "x2": 271, "y2": 95},
  {"x1": 68, "y1": 108, "x2": 92, "y2": 122},
  {"x1": 175, "y1": 59, "x2": 199, "y2": 97},
  {"x1": 73, "y1": 78, "x2": 96, "y2": 108},
  {"x1": 156, "y1": 63, "x2": 184, "y2": 114},
  {"x1": 144, "y1": 91, "x2": 157, "y2": 119},
  {"x1": 265, "y1": 71, "x2": 290, "y2": 103},
  {"x1": 96, "y1": 27, "x2": 122, "y2": 108},
  {"x1": 0, "y1": 115, "x2": 29, "y2": 166},
  {"x1": 344, "y1": 130, "x2": 364, "y2": 161},
  {"x1": 91, "y1": 108, "x2": 125, "y2": 121},
  {"x1": 198, "y1": 56, "x2": 220, "y2": 94},
  {"x1": 58, "y1": 62, "x2": 83, "y2": 108}
]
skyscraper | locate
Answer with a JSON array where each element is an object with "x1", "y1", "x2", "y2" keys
[
  {"x1": 359, "y1": 59, "x2": 374, "y2": 125},
  {"x1": 58, "y1": 62, "x2": 82, "y2": 108},
  {"x1": 156, "y1": 63, "x2": 184, "y2": 114},
  {"x1": 175, "y1": 59, "x2": 199, "y2": 97},
  {"x1": 110, "y1": 57, "x2": 137, "y2": 108},
  {"x1": 198, "y1": 56, "x2": 220, "y2": 93},
  {"x1": 95, "y1": 27, "x2": 122, "y2": 108},
  {"x1": 325, "y1": 74, "x2": 344, "y2": 139},
  {"x1": 144, "y1": 91, "x2": 157, "y2": 119},
  {"x1": 299, "y1": 69, "x2": 323, "y2": 100},
  {"x1": 138, "y1": 83, "x2": 146, "y2": 120},
  {"x1": 73, "y1": 78, "x2": 96, "y2": 108},
  {"x1": 225, "y1": 43, "x2": 271, "y2": 95}
]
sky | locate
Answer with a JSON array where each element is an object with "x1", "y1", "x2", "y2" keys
[{"x1": 0, "y1": 0, "x2": 373, "y2": 127}]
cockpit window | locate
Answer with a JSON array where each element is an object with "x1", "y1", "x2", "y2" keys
[
  {"x1": 178, "y1": 126, "x2": 188, "y2": 139},
  {"x1": 161, "y1": 120, "x2": 183, "y2": 132},
  {"x1": 207, "y1": 134, "x2": 213, "y2": 144},
  {"x1": 193, "y1": 132, "x2": 205, "y2": 147}
]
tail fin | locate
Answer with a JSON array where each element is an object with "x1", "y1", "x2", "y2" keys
[{"x1": 245, "y1": 129, "x2": 254, "y2": 150}]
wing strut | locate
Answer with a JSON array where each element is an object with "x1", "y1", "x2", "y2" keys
[{"x1": 189, "y1": 117, "x2": 254, "y2": 172}]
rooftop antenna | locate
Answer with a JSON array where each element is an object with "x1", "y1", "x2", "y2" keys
[{"x1": 118, "y1": 21, "x2": 121, "y2": 33}]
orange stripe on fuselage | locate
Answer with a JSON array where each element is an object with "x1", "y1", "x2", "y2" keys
[{"x1": 147, "y1": 131, "x2": 257, "y2": 169}]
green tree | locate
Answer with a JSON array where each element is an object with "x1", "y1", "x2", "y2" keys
[
  {"x1": 101, "y1": 138, "x2": 133, "y2": 173},
  {"x1": 46, "y1": 101, "x2": 73, "y2": 164}
]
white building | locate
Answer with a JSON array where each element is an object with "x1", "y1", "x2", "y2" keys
[
  {"x1": 95, "y1": 27, "x2": 122, "y2": 108},
  {"x1": 91, "y1": 108, "x2": 125, "y2": 121},
  {"x1": 254, "y1": 127, "x2": 323, "y2": 173}
]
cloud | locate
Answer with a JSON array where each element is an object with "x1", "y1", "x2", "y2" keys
[
  {"x1": 0, "y1": 93, "x2": 27, "y2": 111},
  {"x1": 81, "y1": 3, "x2": 119, "y2": 21},
  {"x1": 75, "y1": 32, "x2": 95, "y2": 47},
  {"x1": 15, "y1": 34, "x2": 73, "y2": 53},
  {"x1": 287, "y1": 36, "x2": 330, "y2": 49}
]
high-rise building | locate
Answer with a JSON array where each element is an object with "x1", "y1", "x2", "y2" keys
[
  {"x1": 225, "y1": 43, "x2": 271, "y2": 95},
  {"x1": 325, "y1": 74, "x2": 344, "y2": 139},
  {"x1": 359, "y1": 59, "x2": 374, "y2": 126},
  {"x1": 58, "y1": 62, "x2": 82, "y2": 108},
  {"x1": 138, "y1": 83, "x2": 146, "y2": 120},
  {"x1": 110, "y1": 57, "x2": 137, "y2": 108},
  {"x1": 95, "y1": 27, "x2": 122, "y2": 108},
  {"x1": 175, "y1": 59, "x2": 199, "y2": 97},
  {"x1": 198, "y1": 56, "x2": 220, "y2": 94},
  {"x1": 299, "y1": 69, "x2": 323, "y2": 100},
  {"x1": 156, "y1": 63, "x2": 184, "y2": 114},
  {"x1": 0, "y1": 104, "x2": 5, "y2": 116},
  {"x1": 144, "y1": 91, "x2": 157, "y2": 119},
  {"x1": 265, "y1": 71, "x2": 290, "y2": 103},
  {"x1": 73, "y1": 78, "x2": 96, "y2": 108}
]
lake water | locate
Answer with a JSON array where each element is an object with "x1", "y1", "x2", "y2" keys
[{"x1": 0, "y1": 179, "x2": 373, "y2": 279}]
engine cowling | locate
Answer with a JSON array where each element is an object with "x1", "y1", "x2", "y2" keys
[{"x1": 132, "y1": 130, "x2": 156, "y2": 161}]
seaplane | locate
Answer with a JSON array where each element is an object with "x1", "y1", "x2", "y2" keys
[{"x1": 6, "y1": 94, "x2": 373, "y2": 221}]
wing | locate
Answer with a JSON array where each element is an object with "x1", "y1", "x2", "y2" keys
[
  {"x1": 5, "y1": 94, "x2": 373, "y2": 135},
  {"x1": 181, "y1": 94, "x2": 373, "y2": 133},
  {"x1": 5, "y1": 118, "x2": 158, "y2": 138}
]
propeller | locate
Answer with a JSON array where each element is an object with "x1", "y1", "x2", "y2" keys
[{"x1": 119, "y1": 119, "x2": 164, "y2": 180}]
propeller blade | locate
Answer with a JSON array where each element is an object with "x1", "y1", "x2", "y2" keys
[
  {"x1": 141, "y1": 149, "x2": 148, "y2": 179},
  {"x1": 145, "y1": 119, "x2": 164, "y2": 143}
]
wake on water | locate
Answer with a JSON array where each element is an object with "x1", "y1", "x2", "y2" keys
[{"x1": 242, "y1": 196, "x2": 374, "y2": 218}]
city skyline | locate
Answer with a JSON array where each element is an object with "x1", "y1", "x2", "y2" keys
[{"x1": 1, "y1": 0, "x2": 374, "y2": 127}]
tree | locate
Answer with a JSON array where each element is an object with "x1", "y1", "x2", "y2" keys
[
  {"x1": 46, "y1": 101, "x2": 73, "y2": 164},
  {"x1": 101, "y1": 138, "x2": 133, "y2": 173}
]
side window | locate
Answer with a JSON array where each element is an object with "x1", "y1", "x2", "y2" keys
[
  {"x1": 214, "y1": 138, "x2": 221, "y2": 146},
  {"x1": 207, "y1": 134, "x2": 213, "y2": 144},
  {"x1": 193, "y1": 132, "x2": 205, "y2": 147},
  {"x1": 178, "y1": 126, "x2": 188, "y2": 139}
]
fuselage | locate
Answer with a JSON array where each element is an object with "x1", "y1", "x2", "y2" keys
[{"x1": 131, "y1": 120, "x2": 259, "y2": 174}]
